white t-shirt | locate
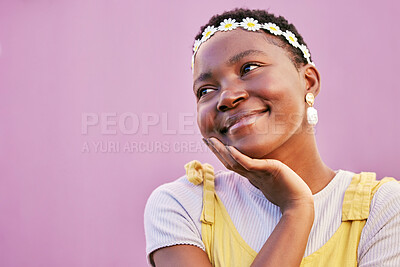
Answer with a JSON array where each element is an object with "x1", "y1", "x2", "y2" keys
[{"x1": 144, "y1": 169, "x2": 400, "y2": 266}]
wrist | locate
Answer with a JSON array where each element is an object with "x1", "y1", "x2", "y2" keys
[{"x1": 281, "y1": 199, "x2": 315, "y2": 221}]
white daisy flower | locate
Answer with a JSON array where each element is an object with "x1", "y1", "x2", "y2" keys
[
  {"x1": 308, "y1": 59, "x2": 315, "y2": 66},
  {"x1": 201, "y1": 25, "x2": 217, "y2": 42},
  {"x1": 263, "y1": 22, "x2": 282, "y2": 35},
  {"x1": 282, "y1": 30, "x2": 299, "y2": 47},
  {"x1": 241, "y1": 17, "x2": 261, "y2": 31},
  {"x1": 218, "y1": 18, "x2": 239, "y2": 31},
  {"x1": 299, "y1": 44, "x2": 311, "y2": 59},
  {"x1": 193, "y1": 39, "x2": 202, "y2": 53}
]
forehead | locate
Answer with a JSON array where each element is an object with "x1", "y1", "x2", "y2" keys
[{"x1": 193, "y1": 29, "x2": 287, "y2": 75}]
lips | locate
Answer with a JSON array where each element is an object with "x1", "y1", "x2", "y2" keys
[{"x1": 220, "y1": 108, "x2": 269, "y2": 134}]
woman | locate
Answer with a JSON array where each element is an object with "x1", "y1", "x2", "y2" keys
[{"x1": 144, "y1": 8, "x2": 400, "y2": 266}]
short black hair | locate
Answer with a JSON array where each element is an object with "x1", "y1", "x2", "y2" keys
[{"x1": 194, "y1": 8, "x2": 312, "y2": 69}]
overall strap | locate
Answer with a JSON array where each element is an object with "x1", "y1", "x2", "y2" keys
[
  {"x1": 342, "y1": 172, "x2": 396, "y2": 221},
  {"x1": 185, "y1": 160, "x2": 216, "y2": 224},
  {"x1": 342, "y1": 172, "x2": 375, "y2": 221},
  {"x1": 185, "y1": 161, "x2": 257, "y2": 266},
  {"x1": 300, "y1": 173, "x2": 396, "y2": 266}
]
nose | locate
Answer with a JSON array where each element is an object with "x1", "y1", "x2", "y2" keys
[{"x1": 217, "y1": 86, "x2": 249, "y2": 112}]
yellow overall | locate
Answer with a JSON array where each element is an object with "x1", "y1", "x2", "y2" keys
[{"x1": 185, "y1": 160, "x2": 395, "y2": 267}]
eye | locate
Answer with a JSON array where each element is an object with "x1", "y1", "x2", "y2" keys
[
  {"x1": 241, "y1": 63, "x2": 261, "y2": 76},
  {"x1": 197, "y1": 88, "x2": 216, "y2": 98}
]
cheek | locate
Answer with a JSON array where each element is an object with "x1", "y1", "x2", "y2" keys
[
  {"x1": 253, "y1": 72, "x2": 304, "y2": 127},
  {"x1": 196, "y1": 103, "x2": 216, "y2": 136},
  {"x1": 260, "y1": 71, "x2": 303, "y2": 107},
  {"x1": 247, "y1": 71, "x2": 284, "y2": 101}
]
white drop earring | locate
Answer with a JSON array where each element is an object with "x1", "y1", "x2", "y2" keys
[{"x1": 305, "y1": 93, "x2": 318, "y2": 126}]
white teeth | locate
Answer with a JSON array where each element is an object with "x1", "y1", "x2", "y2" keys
[{"x1": 228, "y1": 114, "x2": 259, "y2": 134}]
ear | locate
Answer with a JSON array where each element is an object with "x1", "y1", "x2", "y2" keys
[{"x1": 302, "y1": 64, "x2": 321, "y2": 97}]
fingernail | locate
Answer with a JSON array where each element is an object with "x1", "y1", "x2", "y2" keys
[
  {"x1": 207, "y1": 138, "x2": 214, "y2": 145},
  {"x1": 202, "y1": 138, "x2": 209, "y2": 146},
  {"x1": 207, "y1": 138, "x2": 217, "y2": 150}
]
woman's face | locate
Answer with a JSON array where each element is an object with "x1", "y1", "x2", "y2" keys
[{"x1": 193, "y1": 29, "x2": 311, "y2": 159}]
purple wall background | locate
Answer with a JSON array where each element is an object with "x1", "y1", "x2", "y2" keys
[{"x1": 0, "y1": 0, "x2": 399, "y2": 266}]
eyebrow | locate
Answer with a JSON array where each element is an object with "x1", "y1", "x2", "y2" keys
[
  {"x1": 193, "y1": 72, "x2": 212, "y2": 91},
  {"x1": 226, "y1": 49, "x2": 267, "y2": 65},
  {"x1": 193, "y1": 49, "x2": 268, "y2": 91}
]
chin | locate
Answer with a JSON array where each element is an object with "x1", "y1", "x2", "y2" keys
[{"x1": 229, "y1": 136, "x2": 274, "y2": 159}]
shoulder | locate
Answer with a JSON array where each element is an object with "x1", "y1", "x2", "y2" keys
[
  {"x1": 144, "y1": 175, "x2": 204, "y2": 224},
  {"x1": 359, "y1": 175, "x2": 400, "y2": 232},
  {"x1": 371, "y1": 178, "x2": 400, "y2": 205},
  {"x1": 144, "y1": 167, "x2": 248, "y2": 227},
  {"x1": 365, "y1": 177, "x2": 400, "y2": 230},
  {"x1": 358, "y1": 176, "x2": 400, "y2": 265},
  {"x1": 143, "y1": 167, "x2": 246, "y2": 262},
  {"x1": 145, "y1": 168, "x2": 245, "y2": 210},
  {"x1": 144, "y1": 175, "x2": 205, "y2": 261},
  {"x1": 146, "y1": 175, "x2": 202, "y2": 203},
  {"x1": 367, "y1": 177, "x2": 400, "y2": 225}
]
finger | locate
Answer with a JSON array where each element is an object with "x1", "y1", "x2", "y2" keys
[
  {"x1": 226, "y1": 145, "x2": 282, "y2": 175},
  {"x1": 224, "y1": 146, "x2": 249, "y2": 171},
  {"x1": 207, "y1": 138, "x2": 239, "y2": 171},
  {"x1": 208, "y1": 138, "x2": 248, "y2": 173},
  {"x1": 224, "y1": 146, "x2": 251, "y2": 171},
  {"x1": 203, "y1": 138, "x2": 231, "y2": 168},
  {"x1": 222, "y1": 146, "x2": 265, "y2": 189}
]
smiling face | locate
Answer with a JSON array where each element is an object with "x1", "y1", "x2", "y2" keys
[{"x1": 193, "y1": 29, "x2": 316, "y2": 159}]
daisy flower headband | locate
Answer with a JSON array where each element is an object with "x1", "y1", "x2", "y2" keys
[{"x1": 192, "y1": 17, "x2": 315, "y2": 71}]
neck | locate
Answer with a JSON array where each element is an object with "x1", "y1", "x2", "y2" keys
[{"x1": 265, "y1": 127, "x2": 335, "y2": 194}]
